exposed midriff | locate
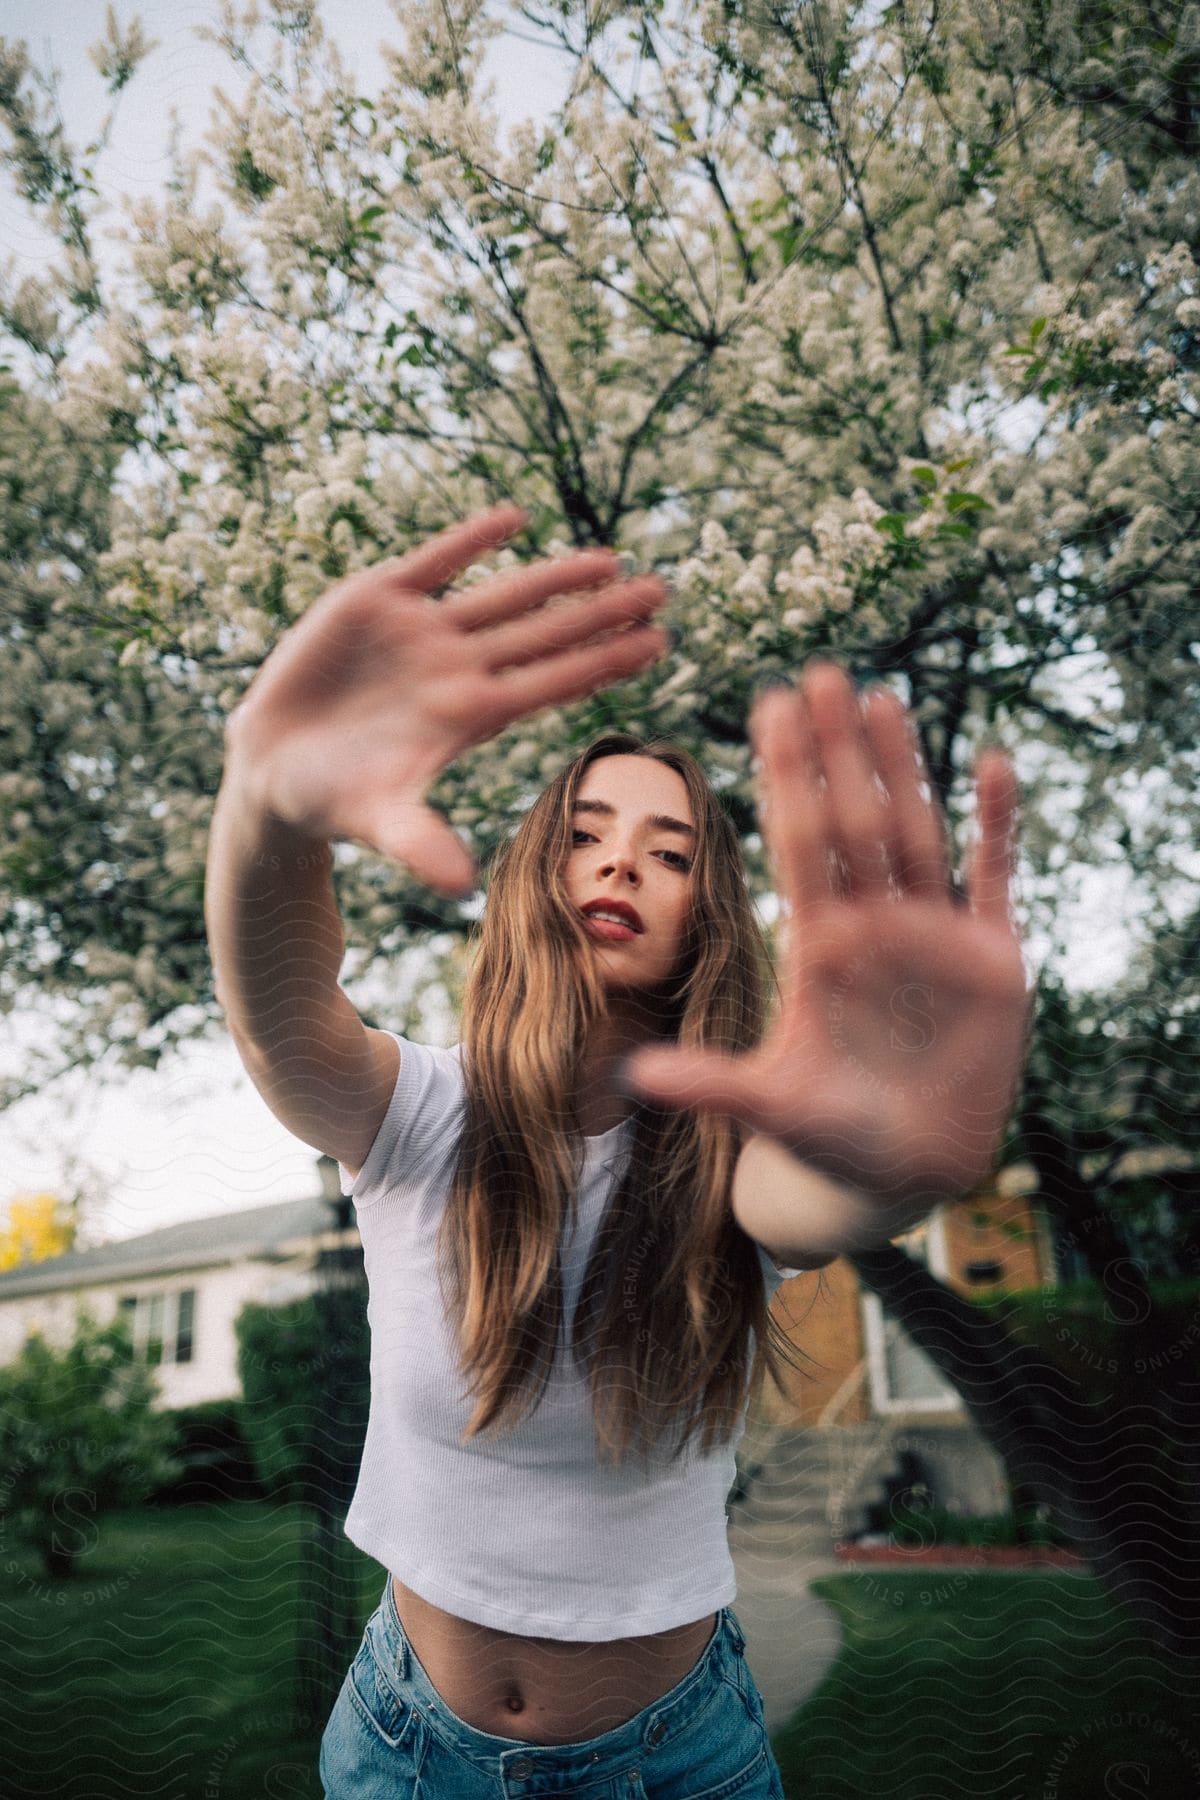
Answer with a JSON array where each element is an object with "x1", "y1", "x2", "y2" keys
[{"x1": 391, "y1": 1575, "x2": 718, "y2": 1745}]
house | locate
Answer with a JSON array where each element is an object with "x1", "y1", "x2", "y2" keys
[
  {"x1": 0, "y1": 1157, "x2": 350, "y2": 1410},
  {"x1": 761, "y1": 1161, "x2": 1057, "y2": 1431},
  {"x1": 736, "y1": 1164, "x2": 1061, "y2": 1542}
]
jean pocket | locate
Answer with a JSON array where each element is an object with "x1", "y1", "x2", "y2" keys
[
  {"x1": 346, "y1": 1634, "x2": 422, "y2": 1752},
  {"x1": 647, "y1": 1674, "x2": 770, "y2": 1800},
  {"x1": 678, "y1": 1736, "x2": 770, "y2": 1800}
]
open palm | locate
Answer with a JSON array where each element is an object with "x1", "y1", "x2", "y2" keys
[
  {"x1": 226, "y1": 504, "x2": 667, "y2": 895},
  {"x1": 623, "y1": 665, "x2": 1032, "y2": 1207}
]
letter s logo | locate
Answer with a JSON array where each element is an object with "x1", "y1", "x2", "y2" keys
[
  {"x1": 890, "y1": 984, "x2": 936, "y2": 1053},
  {"x1": 1104, "y1": 1761, "x2": 1150, "y2": 1798},
  {"x1": 49, "y1": 1486, "x2": 100, "y2": 1563},
  {"x1": 1101, "y1": 1261, "x2": 1152, "y2": 1326}
]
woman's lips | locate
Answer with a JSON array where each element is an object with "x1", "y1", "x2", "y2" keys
[{"x1": 583, "y1": 915, "x2": 639, "y2": 941}]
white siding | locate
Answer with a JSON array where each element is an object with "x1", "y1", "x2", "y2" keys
[{"x1": 0, "y1": 1257, "x2": 321, "y2": 1407}]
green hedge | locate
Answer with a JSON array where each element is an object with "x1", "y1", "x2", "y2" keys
[
  {"x1": 888, "y1": 1503, "x2": 1074, "y2": 1549},
  {"x1": 235, "y1": 1287, "x2": 370, "y2": 1507},
  {"x1": 149, "y1": 1400, "x2": 266, "y2": 1505}
]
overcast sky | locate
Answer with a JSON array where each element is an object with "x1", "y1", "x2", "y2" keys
[{"x1": 0, "y1": 2, "x2": 1147, "y2": 1248}]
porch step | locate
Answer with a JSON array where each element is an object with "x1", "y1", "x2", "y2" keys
[{"x1": 729, "y1": 1423, "x2": 908, "y2": 1553}]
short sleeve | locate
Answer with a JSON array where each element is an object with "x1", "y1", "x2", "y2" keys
[{"x1": 337, "y1": 1032, "x2": 466, "y2": 1204}]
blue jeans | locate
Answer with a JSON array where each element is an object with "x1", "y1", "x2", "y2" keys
[{"x1": 320, "y1": 1574, "x2": 786, "y2": 1797}]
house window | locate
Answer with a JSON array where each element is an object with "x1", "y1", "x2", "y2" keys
[
  {"x1": 861, "y1": 1210, "x2": 960, "y2": 1413},
  {"x1": 117, "y1": 1288, "x2": 196, "y2": 1366}
]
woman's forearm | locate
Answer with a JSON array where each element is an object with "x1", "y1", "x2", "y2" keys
[
  {"x1": 204, "y1": 746, "x2": 347, "y2": 1056},
  {"x1": 731, "y1": 1131, "x2": 941, "y2": 1264}
]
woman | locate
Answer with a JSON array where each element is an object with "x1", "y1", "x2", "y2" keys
[{"x1": 206, "y1": 503, "x2": 1030, "y2": 1797}]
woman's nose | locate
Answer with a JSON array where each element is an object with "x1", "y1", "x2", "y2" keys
[{"x1": 599, "y1": 850, "x2": 639, "y2": 880}]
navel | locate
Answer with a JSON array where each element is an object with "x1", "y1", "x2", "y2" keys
[{"x1": 504, "y1": 1687, "x2": 527, "y2": 1714}]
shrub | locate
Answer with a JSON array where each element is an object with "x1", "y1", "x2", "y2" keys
[
  {"x1": 148, "y1": 1400, "x2": 266, "y2": 1505},
  {"x1": 235, "y1": 1287, "x2": 369, "y2": 1508},
  {"x1": 0, "y1": 1305, "x2": 184, "y2": 1577}
]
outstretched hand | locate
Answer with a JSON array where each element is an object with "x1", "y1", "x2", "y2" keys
[
  {"x1": 224, "y1": 504, "x2": 668, "y2": 895},
  {"x1": 621, "y1": 664, "x2": 1032, "y2": 1208}
]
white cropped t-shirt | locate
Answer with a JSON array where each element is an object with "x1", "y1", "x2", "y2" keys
[{"x1": 336, "y1": 1031, "x2": 802, "y2": 1640}]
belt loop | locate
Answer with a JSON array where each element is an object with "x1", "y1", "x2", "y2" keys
[
  {"x1": 382, "y1": 1576, "x2": 410, "y2": 1680},
  {"x1": 725, "y1": 1608, "x2": 747, "y2": 1655}
]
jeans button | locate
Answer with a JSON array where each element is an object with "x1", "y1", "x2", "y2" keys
[
  {"x1": 648, "y1": 1720, "x2": 666, "y2": 1745},
  {"x1": 510, "y1": 1757, "x2": 533, "y2": 1777}
]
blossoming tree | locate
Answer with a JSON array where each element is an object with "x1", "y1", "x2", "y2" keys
[{"x1": 2, "y1": 0, "x2": 1198, "y2": 1652}]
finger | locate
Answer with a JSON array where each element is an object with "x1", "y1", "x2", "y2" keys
[
  {"x1": 374, "y1": 503, "x2": 531, "y2": 594},
  {"x1": 801, "y1": 663, "x2": 891, "y2": 897},
  {"x1": 860, "y1": 685, "x2": 953, "y2": 901},
  {"x1": 750, "y1": 683, "x2": 829, "y2": 918},
  {"x1": 479, "y1": 575, "x2": 667, "y2": 671},
  {"x1": 615, "y1": 1044, "x2": 765, "y2": 1129},
  {"x1": 360, "y1": 798, "x2": 478, "y2": 898},
  {"x1": 444, "y1": 547, "x2": 624, "y2": 631},
  {"x1": 228, "y1": 507, "x2": 536, "y2": 727},
  {"x1": 965, "y1": 749, "x2": 1018, "y2": 926},
  {"x1": 495, "y1": 620, "x2": 668, "y2": 714}
]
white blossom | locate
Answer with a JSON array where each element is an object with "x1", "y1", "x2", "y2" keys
[{"x1": 0, "y1": 0, "x2": 1195, "y2": 1094}]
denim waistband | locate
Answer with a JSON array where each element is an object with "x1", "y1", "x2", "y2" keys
[{"x1": 367, "y1": 1574, "x2": 747, "y2": 1783}]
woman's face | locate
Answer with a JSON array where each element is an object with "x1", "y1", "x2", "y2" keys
[{"x1": 563, "y1": 754, "x2": 697, "y2": 992}]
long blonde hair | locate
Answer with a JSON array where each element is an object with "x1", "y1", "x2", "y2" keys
[{"x1": 436, "y1": 731, "x2": 812, "y2": 1467}]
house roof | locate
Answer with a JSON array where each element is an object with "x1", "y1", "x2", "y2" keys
[{"x1": 0, "y1": 1192, "x2": 345, "y2": 1299}]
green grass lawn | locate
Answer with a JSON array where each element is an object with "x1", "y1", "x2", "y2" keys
[
  {"x1": 0, "y1": 1500, "x2": 378, "y2": 1800},
  {"x1": 776, "y1": 1570, "x2": 1199, "y2": 1800},
  {"x1": 2, "y1": 1504, "x2": 1196, "y2": 1799}
]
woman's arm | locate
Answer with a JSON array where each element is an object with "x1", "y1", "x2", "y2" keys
[
  {"x1": 731, "y1": 1131, "x2": 936, "y2": 1268},
  {"x1": 620, "y1": 663, "x2": 1031, "y2": 1224},
  {"x1": 207, "y1": 503, "x2": 669, "y2": 1168},
  {"x1": 205, "y1": 752, "x2": 405, "y2": 1172}
]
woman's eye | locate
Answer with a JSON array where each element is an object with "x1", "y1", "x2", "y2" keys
[{"x1": 571, "y1": 829, "x2": 690, "y2": 872}]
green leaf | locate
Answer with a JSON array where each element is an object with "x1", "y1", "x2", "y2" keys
[
  {"x1": 358, "y1": 205, "x2": 386, "y2": 224},
  {"x1": 875, "y1": 513, "x2": 908, "y2": 541},
  {"x1": 936, "y1": 519, "x2": 975, "y2": 538},
  {"x1": 912, "y1": 466, "x2": 938, "y2": 489},
  {"x1": 1029, "y1": 316, "x2": 1047, "y2": 343},
  {"x1": 946, "y1": 491, "x2": 992, "y2": 513}
]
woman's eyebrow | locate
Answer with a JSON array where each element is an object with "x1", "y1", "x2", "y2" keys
[{"x1": 571, "y1": 797, "x2": 696, "y2": 841}]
